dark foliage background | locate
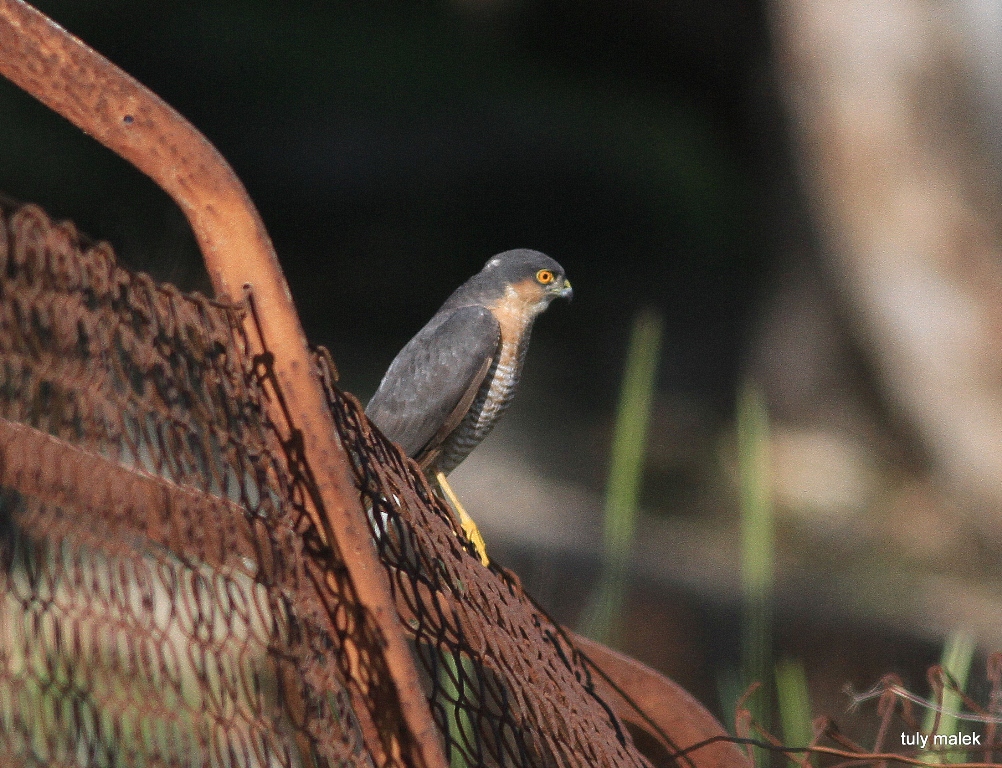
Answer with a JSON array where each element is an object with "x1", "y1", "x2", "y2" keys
[{"x1": 0, "y1": 0, "x2": 773, "y2": 409}]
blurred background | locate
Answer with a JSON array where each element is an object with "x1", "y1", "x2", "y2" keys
[{"x1": 4, "y1": 0, "x2": 1002, "y2": 746}]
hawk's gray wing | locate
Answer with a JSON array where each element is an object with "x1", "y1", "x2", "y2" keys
[{"x1": 365, "y1": 305, "x2": 500, "y2": 462}]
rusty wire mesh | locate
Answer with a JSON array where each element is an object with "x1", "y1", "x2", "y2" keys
[
  {"x1": 0, "y1": 200, "x2": 387, "y2": 767},
  {"x1": 0, "y1": 198, "x2": 661, "y2": 767},
  {"x1": 315, "y1": 355, "x2": 655, "y2": 768}
]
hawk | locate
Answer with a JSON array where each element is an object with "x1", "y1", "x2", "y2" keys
[{"x1": 366, "y1": 249, "x2": 572, "y2": 565}]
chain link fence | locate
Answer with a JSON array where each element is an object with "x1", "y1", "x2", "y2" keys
[{"x1": 0, "y1": 199, "x2": 668, "y2": 767}]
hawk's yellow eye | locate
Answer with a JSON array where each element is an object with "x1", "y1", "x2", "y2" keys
[{"x1": 536, "y1": 269, "x2": 555, "y2": 284}]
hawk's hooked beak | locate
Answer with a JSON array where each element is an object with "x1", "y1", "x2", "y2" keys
[{"x1": 558, "y1": 278, "x2": 573, "y2": 302}]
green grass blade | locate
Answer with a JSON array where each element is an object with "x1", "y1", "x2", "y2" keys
[
  {"x1": 776, "y1": 657, "x2": 813, "y2": 761},
  {"x1": 440, "y1": 652, "x2": 475, "y2": 768},
  {"x1": 922, "y1": 630, "x2": 976, "y2": 764},
  {"x1": 738, "y1": 381, "x2": 774, "y2": 763},
  {"x1": 579, "y1": 308, "x2": 663, "y2": 645},
  {"x1": 738, "y1": 382, "x2": 773, "y2": 603}
]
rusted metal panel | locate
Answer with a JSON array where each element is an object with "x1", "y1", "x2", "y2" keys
[
  {"x1": 0, "y1": 201, "x2": 376, "y2": 766},
  {"x1": 317, "y1": 355, "x2": 661, "y2": 768},
  {"x1": 0, "y1": 3, "x2": 447, "y2": 766}
]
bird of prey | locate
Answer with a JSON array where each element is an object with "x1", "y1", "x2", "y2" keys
[{"x1": 366, "y1": 249, "x2": 572, "y2": 565}]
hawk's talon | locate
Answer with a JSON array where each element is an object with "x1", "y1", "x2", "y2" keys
[
  {"x1": 459, "y1": 511, "x2": 489, "y2": 568},
  {"x1": 436, "y1": 471, "x2": 490, "y2": 567}
]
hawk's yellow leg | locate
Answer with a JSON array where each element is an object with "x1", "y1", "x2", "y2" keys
[{"x1": 435, "y1": 471, "x2": 490, "y2": 566}]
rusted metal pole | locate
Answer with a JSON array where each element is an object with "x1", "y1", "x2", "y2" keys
[{"x1": 0, "y1": 3, "x2": 447, "y2": 766}]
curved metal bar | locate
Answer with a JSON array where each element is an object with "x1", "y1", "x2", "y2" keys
[
  {"x1": 0, "y1": 2, "x2": 447, "y2": 766},
  {"x1": 571, "y1": 632, "x2": 752, "y2": 768}
]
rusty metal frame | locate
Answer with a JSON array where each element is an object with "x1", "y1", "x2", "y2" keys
[
  {"x1": 0, "y1": 2, "x2": 447, "y2": 766},
  {"x1": 571, "y1": 633, "x2": 751, "y2": 768}
]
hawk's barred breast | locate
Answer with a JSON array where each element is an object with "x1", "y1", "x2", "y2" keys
[{"x1": 436, "y1": 329, "x2": 529, "y2": 474}]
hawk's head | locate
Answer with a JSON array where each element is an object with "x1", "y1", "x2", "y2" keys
[{"x1": 456, "y1": 249, "x2": 572, "y2": 317}]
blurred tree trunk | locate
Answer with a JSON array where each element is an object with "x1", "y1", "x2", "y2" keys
[{"x1": 768, "y1": 0, "x2": 1002, "y2": 523}]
